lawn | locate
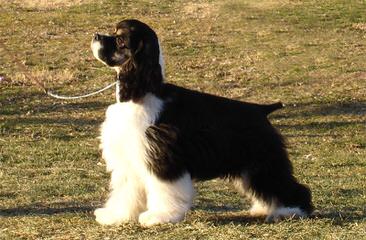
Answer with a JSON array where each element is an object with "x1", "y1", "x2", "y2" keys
[{"x1": 0, "y1": 0, "x2": 365, "y2": 239}]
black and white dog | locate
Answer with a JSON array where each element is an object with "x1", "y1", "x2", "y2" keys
[{"x1": 91, "y1": 19, "x2": 313, "y2": 227}]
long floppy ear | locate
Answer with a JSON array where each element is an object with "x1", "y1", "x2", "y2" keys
[
  {"x1": 118, "y1": 40, "x2": 163, "y2": 102},
  {"x1": 135, "y1": 40, "x2": 144, "y2": 55}
]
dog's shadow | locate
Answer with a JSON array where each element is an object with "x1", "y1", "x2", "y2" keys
[
  {"x1": 189, "y1": 204, "x2": 366, "y2": 226},
  {"x1": 190, "y1": 211, "x2": 265, "y2": 225},
  {"x1": 1, "y1": 202, "x2": 364, "y2": 227}
]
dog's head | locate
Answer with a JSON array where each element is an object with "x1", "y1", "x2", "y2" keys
[{"x1": 91, "y1": 19, "x2": 164, "y2": 102}]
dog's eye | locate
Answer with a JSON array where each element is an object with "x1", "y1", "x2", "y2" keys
[{"x1": 116, "y1": 37, "x2": 126, "y2": 49}]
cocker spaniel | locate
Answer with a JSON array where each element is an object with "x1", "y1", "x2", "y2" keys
[{"x1": 91, "y1": 19, "x2": 313, "y2": 227}]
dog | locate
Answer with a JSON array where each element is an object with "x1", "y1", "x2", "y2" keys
[{"x1": 91, "y1": 19, "x2": 313, "y2": 227}]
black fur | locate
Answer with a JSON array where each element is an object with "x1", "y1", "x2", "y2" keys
[
  {"x1": 93, "y1": 19, "x2": 313, "y2": 215},
  {"x1": 92, "y1": 19, "x2": 163, "y2": 102},
  {"x1": 116, "y1": 20, "x2": 163, "y2": 102},
  {"x1": 145, "y1": 84, "x2": 313, "y2": 214}
]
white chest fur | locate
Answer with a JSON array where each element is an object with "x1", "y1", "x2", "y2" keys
[{"x1": 100, "y1": 94, "x2": 163, "y2": 177}]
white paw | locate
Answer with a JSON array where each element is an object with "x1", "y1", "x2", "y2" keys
[
  {"x1": 94, "y1": 208, "x2": 123, "y2": 225},
  {"x1": 265, "y1": 207, "x2": 307, "y2": 222},
  {"x1": 249, "y1": 201, "x2": 271, "y2": 217},
  {"x1": 138, "y1": 211, "x2": 184, "y2": 227}
]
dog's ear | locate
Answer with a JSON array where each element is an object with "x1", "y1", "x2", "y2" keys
[
  {"x1": 118, "y1": 39, "x2": 163, "y2": 102},
  {"x1": 135, "y1": 40, "x2": 144, "y2": 55}
]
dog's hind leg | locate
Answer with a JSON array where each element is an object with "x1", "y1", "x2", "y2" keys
[
  {"x1": 262, "y1": 177, "x2": 313, "y2": 222},
  {"x1": 138, "y1": 173, "x2": 195, "y2": 227},
  {"x1": 233, "y1": 154, "x2": 313, "y2": 221},
  {"x1": 233, "y1": 173, "x2": 274, "y2": 217},
  {"x1": 245, "y1": 156, "x2": 313, "y2": 222},
  {"x1": 94, "y1": 170, "x2": 147, "y2": 225}
]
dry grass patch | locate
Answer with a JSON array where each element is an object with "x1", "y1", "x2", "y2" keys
[
  {"x1": 1, "y1": 0, "x2": 95, "y2": 9},
  {"x1": 9, "y1": 69, "x2": 76, "y2": 87},
  {"x1": 183, "y1": 2, "x2": 219, "y2": 19},
  {"x1": 233, "y1": 0, "x2": 302, "y2": 10},
  {"x1": 352, "y1": 23, "x2": 366, "y2": 31}
]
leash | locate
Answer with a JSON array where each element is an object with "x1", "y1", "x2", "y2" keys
[
  {"x1": 45, "y1": 82, "x2": 116, "y2": 100},
  {"x1": 0, "y1": 41, "x2": 116, "y2": 100}
]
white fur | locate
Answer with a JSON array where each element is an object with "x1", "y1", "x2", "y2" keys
[
  {"x1": 234, "y1": 177, "x2": 306, "y2": 221},
  {"x1": 95, "y1": 93, "x2": 194, "y2": 226},
  {"x1": 266, "y1": 207, "x2": 306, "y2": 222},
  {"x1": 249, "y1": 200, "x2": 273, "y2": 217},
  {"x1": 91, "y1": 40, "x2": 105, "y2": 65},
  {"x1": 233, "y1": 174, "x2": 273, "y2": 216},
  {"x1": 158, "y1": 41, "x2": 165, "y2": 80},
  {"x1": 95, "y1": 94, "x2": 163, "y2": 224},
  {"x1": 139, "y1": 173, "x2": 194, "y2": 227}
]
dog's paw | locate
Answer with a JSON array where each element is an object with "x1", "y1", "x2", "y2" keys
[
  {"x1": 249, "y1": 201, "x2": 270, "y2": 217},
  {"x1": 94, "y1": 208, "x2": 122, "y2": 225},
  {"x1": 265, "y1": 207, "x2": 307, "y2": 223},
  {"x1": 138, "y1": 211, "x2": 184, "y2": 227}
]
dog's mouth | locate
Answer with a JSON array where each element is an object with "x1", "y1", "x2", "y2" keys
[{"x1": 91, "y1": 33, "x2": 125, "y2": 67}]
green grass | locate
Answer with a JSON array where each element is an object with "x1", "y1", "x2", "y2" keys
[{"x1": 1, "y1": 0, "x2": 365, "y2": 239}]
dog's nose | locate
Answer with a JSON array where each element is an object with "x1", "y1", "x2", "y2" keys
[{"x1": 94, "y1": 33, "x2": 101, "y2": 41}]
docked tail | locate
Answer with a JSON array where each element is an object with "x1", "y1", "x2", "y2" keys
[{"x1": 262, "y1": 102, "x2": 283, "y2": 115}]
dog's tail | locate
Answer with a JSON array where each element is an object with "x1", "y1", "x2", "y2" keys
[{"x1": 262, "y1": 102, "x2": 283, "y2": 115}]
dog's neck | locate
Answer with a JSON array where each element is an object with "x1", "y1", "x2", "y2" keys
[{"x1": 115, "y1": 66, "x2": 164, "y2": 104}]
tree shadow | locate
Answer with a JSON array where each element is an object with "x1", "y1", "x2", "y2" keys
[
  {"x1": 0, "y1": 201, "x2": 100, "y2": 217},
  {"x1": 200, "y1": 209, "x2": 366, "y2": 226},
  {"x1": 191, "y1": 202, "x2": 366, "y2": 226},
  {"x1": 1, "y1": 202, "x2": 364, "y2": 228},
  {"x1": 203, "y1": 212, "x2": 264, "y2": 225},
  {"x1": 1, "y1": 86, "x2": 111, "y2": 116},
  {"x1": 311, "y1": 208, "x2": 366, "y2": 225},
  {"x1": 272, "y1": 101, "x2": 366, "y2": 119},
  {"x1": 14, "y1": 116, "x2": 102, "y2": 127},
  {"x1": 1, "y1": 99, "x2": 109, "y2": 116},
  {"x1": 32, "y1": 101, "x2": 110, "y2": 115},
  {"x1": 278, "y1": 120, "x2": 365, "y2": 131}
]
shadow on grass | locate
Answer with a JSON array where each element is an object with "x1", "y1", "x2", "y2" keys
[
  {"x1": 1, "y1": 116, "x2": 102, "y2": 138},
  {"x1": 14, "y1": 117, "x2": 102, "y2": 127},
  {"x1": 198, "y1": 209, "x2": 366, "y2": 226},
  {"x1": 1, "y1": 203, "x2": 365, "y2": 227},
  {"x1": 0, "y1": 202, "x2": 100, "y2": 217},
  {"x1": 311, "y1": 209, "x2": 366, "y2": 225},
  {"x1": 192, "y1": 202, "x2": 366, "y2": 225},
  {"x1": 1, "y1": 87, "x2": 110, "y2": 116},
  {"x1": 1, "y1": 100, "x2": 109, "y2": 116},
  {"x1": 278, "y1": 120, "x2": 365, "y2": 131},
  {"x1": 204, "y1": 213, "x2": 264, "y2": 225},
  {"x1": 273, "y1": 101, "x2": 366, "y2": 119}
]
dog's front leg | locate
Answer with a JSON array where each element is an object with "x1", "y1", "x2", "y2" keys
[
  {"x1": 95, "y1": 170, "x2": 147, "y2": 225},
  {"x1": 138, "y1": 173, "x2": 195, "y2": 227}
]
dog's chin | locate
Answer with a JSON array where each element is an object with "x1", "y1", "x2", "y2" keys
[
  {"x1": 92, "y1": 52, "x2": 123, "y2": 71},
  {"x1": 91, "y1": 40, "x2": 121, "y2": 68}
]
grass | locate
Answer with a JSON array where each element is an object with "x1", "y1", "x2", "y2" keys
[{"x1": 0, "y1": 0, "x2": 365, "y2": 239}]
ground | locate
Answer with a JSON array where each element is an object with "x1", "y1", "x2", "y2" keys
[{"x1": 0, "y1": 0, "x2": 365, "y2": 239}]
